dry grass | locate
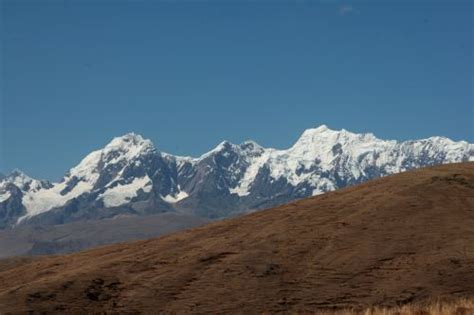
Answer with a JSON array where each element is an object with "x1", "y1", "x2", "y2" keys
[{"x1": 309, "y1": 298, "x2": 474, "y2": 315}]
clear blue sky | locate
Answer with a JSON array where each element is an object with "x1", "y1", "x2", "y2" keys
[{"x1": 1, "y1": 0, "x2": 473, "y2": 180}]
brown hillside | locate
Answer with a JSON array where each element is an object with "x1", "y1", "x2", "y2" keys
[{"x1": 0, "y1": 163, "x2": 473, "y2": 314}]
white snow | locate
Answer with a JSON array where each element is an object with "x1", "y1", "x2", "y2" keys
[
  {"x1": 161, "y1": 187, "x2": 189, "y2": 203},
  {"x1": 0, "y1": 170, "x2": 45, "y2": 192},
  {"x1": 19, "y1": 180, "x2": 94, "y2": 222},
  {"x1": 228, "y1": 186, "x2": 251, "y2": 197},
  {"x1": 312, "y1": 189, "x2": 325, "y2": 196},
  {"x1": 0, "y1": 191, "x2": 11, "y2": 203},
  {"x1": 228, "y1": 125, "x2": 474, "y2": 196},
  {"x1": 99, "y1": 175, "x2": 152, "y2": 207},
  {"x1": 228, "y1": 155, "x2": 263, "y2": 196},
  {"x1": 68, "y1": 150, "x2": 102, "y2": 184}
]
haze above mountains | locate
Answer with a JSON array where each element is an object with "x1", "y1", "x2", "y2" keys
[{"x1": 1, "y1": 125, "x2": 473, "y2": 232}]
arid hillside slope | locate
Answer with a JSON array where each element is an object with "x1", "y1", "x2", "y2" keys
[{"x1": 0, "y1": 163, "x2": 473, "y2": 313}]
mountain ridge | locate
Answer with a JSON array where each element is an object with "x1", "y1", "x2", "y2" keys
[{"x1": 1, "y1": 125, "x2": 473, "y2": 228}]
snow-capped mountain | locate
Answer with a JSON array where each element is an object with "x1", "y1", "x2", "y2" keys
[
  {"x1": 1, "y1": 125, "x2": 473, "y2": 228},
  {"x1": 0, "y1": 170, "x2": 52, "y2": 227}
]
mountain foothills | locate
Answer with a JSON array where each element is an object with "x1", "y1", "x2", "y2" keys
[
  {"x1": 0, "y1": 163, "x2": 473, "y2": 313},
  {"x1": 1, "y1": 125, "x2": 473, "y2": 228}
]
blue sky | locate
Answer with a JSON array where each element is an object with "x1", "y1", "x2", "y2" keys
[{"x1": 1, "y1": 0, "x2": 473, "y2": 180}]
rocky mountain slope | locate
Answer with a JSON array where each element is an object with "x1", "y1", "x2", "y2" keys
[
  {"x1": 1, "y1": 125, "x2": 473, "y2": 228},
  {"x1": 0, "y1": 163, "x2": 472, "y2": 313}
]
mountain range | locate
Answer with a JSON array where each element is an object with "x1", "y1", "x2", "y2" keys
[{"x1": 1, "y1": 125, "x2": 473, "y2": 229}]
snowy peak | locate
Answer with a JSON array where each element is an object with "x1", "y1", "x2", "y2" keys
[
  {"x1": 292, "y1": 125, "x2": 342, "y2": 152},
  {"x1": 66, "y1": 133, "x2": 158, "y2": 189},
  {"x1": 301, "y1": 124, "x2": 331, "y2": 136},
  {"x1": 213, "y1": 140, "x2": 235, "y2": 152},
  {"x1": 104, "y1": 133, "x2": 155, "y2": 155},
  {"x1": 100, "y1": 132, "x2": 157, "y2": 166},
  {"x1": 0, "y1": 170, "x2": 51, "y2": 209},
  {"x1": 293, "y1": 125, "x2": 378, "y2": 148},
  {"x1": 295, "y1": 124, "x2": 337, "y2": 140},
  {"x1": 0, "y1": 169, "x2": 49, "y2": 192},
  {"x1": 68, "y1": 133, "x2": 157, "y2": 181},
  {"x1": 10, "y1": 133, "x2": 161, "y2": 221},
  {"x1": 199, "y1": 140, "x2": 237, "y2": 160},
  {"x1": 4, "y1": 169, "x2": 33, "y2": 185},
  {"x1": 199, "y1": 140, "x2": 265, "y2": 161},
  {"x1": 293, "y1": 125, "x2": 473, "y2": 155}
]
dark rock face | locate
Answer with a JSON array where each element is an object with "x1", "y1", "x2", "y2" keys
[{"x1": 0, "y1": 184, "x2": 26, "y2": 229}]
